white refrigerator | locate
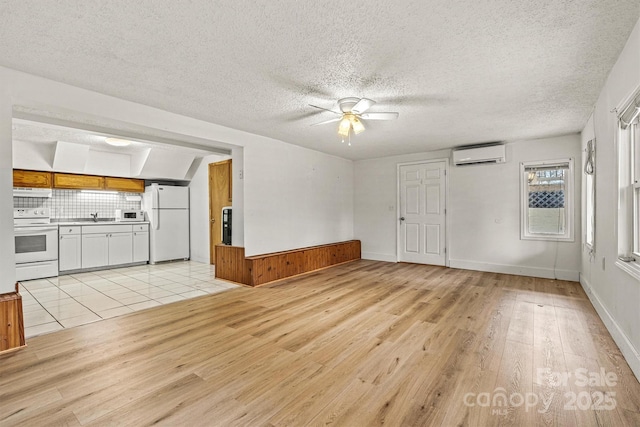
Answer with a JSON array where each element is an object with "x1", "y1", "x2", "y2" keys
[{"x1": 143, "y1": 184, "x2": 190, "y2": 264}]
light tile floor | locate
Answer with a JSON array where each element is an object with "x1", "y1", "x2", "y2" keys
[{"x1": 20, "y1": 261, "x2": 239, "y2": 339}]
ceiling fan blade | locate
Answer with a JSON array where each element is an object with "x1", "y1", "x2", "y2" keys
[
  {"x1": 309, "y1": 104, "x2": 342, "y2": 115},
  {"x1": 360, "y1": 112, "x2": 399, "y2": 120},
  {"x1": 311, "y1": 117, "x2": 342, "y2": 126},
  {"x1": 351, "y1": 98, "x2": 376, "y2": 114}
]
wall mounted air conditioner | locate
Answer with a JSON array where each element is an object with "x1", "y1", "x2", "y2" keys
[{"x1": 452, "y1": 144, "x2": 506, "y2": 166}]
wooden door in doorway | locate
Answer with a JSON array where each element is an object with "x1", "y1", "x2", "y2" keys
[{"x1": 209, "y1": 159, "x2": 232, "y2": 264}]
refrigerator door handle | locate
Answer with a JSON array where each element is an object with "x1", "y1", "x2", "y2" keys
[
  {"x1": 154, "y1": 185, "x2": 160, "y2": 209},
  {"x1": 151, "y1": 184, "x2": 160, "y2": 230}
]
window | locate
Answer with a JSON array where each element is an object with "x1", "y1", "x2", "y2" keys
[
  {"x1": 618, "y1": 92, "x2": 640, "y2": 260},
  {"x1": 618, "y1": 89, "x2": 640, "y2": 262},
  {"x1": 520, "y1": 159, "x2": 574, "y2": 241}
]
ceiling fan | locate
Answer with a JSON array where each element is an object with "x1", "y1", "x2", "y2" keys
[{"x1": 310, "y1": 97, "x2": 399, "y2": 143}]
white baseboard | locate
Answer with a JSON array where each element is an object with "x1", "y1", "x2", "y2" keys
[
  {"x1": 449, "y1": 259, "x2": 579, "y2": 281},
  {"x1": 361, "y1": 252, "x2": 397, "y2": 263},
  {"x1": 580, "y1": 274, "x2": 640, "y2": 382}
]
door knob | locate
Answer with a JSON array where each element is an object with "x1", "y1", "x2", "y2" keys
[
  {"x1": 211, "y1": 219, "x2": 215, "y2": 223},
  {"x1": 400, "y1": 217, "x2": 405, "y2": 221}
]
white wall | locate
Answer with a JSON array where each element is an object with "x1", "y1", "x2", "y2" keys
[
  {"x1": 450, "y1": 135, "x2": 581, "y2": 280},
  {"x1": 231, "y1": 147, "x2": 245, "y2": 247},
  {"x1": 244, "y1": 140, "x2": 353, "y2": 256},
  {"x1": 580, "y1": 16, "x2": 640, "y2": 380},
  {"x1": 354, "y1": 150, "x2": 450, "y2": 262},
  {"x1": 188, "y1": 154, "x2": 231, "y2": 263},
  {"x1": 354, "y1": 136, "x2": 582, "y2": 280},
  {"x1": 0, "y1": 81, "x2": 15, "y2": 294}
]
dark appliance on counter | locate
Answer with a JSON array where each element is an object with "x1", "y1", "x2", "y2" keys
[{"x1": 222, "y1": 207, "x2": 232, "y2": 245}]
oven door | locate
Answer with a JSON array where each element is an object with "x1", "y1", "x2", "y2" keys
[{"x1": 14, "y1": 226, "x2": 59, "y2": 264}]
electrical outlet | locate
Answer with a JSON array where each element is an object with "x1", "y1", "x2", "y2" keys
[{"x1": 239, "y1": 169, "x2": 244, "y2": 179}]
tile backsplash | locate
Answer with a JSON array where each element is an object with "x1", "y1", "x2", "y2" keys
[{"x1": 14, "y1": 190, "x2": 142, "y2": 220}]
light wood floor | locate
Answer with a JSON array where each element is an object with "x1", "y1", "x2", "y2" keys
[{"x1": 1, "y1": 260, "x2": 639, "y2": 426}]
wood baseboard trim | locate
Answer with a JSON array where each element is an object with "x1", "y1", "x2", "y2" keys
[
  {"x1": 0, "y1": 283, "x2": 26, "y2": 354},
  {"x1": 215, "y1": 240, "x2": 361, "y2": 287}
]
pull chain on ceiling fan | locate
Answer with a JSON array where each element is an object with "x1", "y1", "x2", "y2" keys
[{"x1": 310, "y1": 97, "x2": 399, "y2": 144}]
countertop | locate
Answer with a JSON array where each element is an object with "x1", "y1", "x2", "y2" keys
[{"x1": 55, "y1": 221, "x2": 150, "y2": 226}]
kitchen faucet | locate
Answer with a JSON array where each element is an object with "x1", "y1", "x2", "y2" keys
[{"x1": 91, "y1": 212, "x2": 99, "y2": 222}]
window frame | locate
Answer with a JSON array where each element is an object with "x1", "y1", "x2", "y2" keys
[
  {"x1": 520, "y1": 158, "x2": 574, "y2": 242},
  {"x1": 616, "y1": 111, "x2": 640, "y2": 279}
]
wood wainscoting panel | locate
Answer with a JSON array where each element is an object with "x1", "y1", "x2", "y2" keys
[
  {"x1": 0, "y1": 284, "x2": 26, "y2": 353},
  {"x1": 215, "y1": 241, "x2": 361, "y2": 287},
  {"x1": 248, "y1": 240, "x2": 361, "y2": 286},
  {"x1": 215, "y1": 245, "x2": 250, "y2": 285}
]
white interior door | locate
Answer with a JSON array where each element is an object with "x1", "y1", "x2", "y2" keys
[{"x1": 398, "y1": 161, "x2": 446, "y2": 265}]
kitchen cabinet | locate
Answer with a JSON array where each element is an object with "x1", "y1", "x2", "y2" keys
[
  {"x1": 59, "y1": 226, "x2": 82, "y2": 271},
  {"x1": 104, "y1": 177, "x2": 145, "y2": 193},
  {"x1": 132, "y1": 224, "x2": 149, "y2": 263},
  {"x1": 109, "y1": 232, "x2": 134, "y2": 266},
  {"x1": 17, "y1": 170, "x2": 145, "y2": 192},
  {"x1": 13, "y1": 169, "x2": 52, "y2": 188},
  {"x1": 81, "y1": 233, "x2": 109, "y2": 269},
  {"x1": 54, "y1": 173, "x2": 104, "y2": 190},
  {"x1": 81, "y1": 224, "x2": 133, "y2": 269}
]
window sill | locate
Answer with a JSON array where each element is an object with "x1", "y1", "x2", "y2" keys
[
  {"x1": 615, "y1": 259, "x2": 640, "y2": 282},
  {"x1": 521, "y1": 235, "x2": 574, "y2": 242}
]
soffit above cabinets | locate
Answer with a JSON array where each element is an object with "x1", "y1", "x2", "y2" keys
[{"x1": 12, "y1": 120, "x2": 213, "y2": 181}]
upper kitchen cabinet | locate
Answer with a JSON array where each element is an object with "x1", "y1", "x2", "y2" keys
[
  {"x1": 53, "y1": 173, "x2": 104, "y2": 190},
  {"x1": 104, "y1": 177, "x2": 145, "y2": 193},
  {"x1": 13, "y1": 169, "x2": 52, "y2": 188}
]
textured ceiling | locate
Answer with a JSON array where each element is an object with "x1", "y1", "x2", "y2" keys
[
  {"x1": 12, "y1": 120, "x2": 217, "y2": 158},
  {"x1": 1, "y1": 1, "x2": 638, "y2": 160}
]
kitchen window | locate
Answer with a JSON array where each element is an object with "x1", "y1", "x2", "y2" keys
[{"x1": 520, "y1": 159, "x2": 574, "y2": 241}]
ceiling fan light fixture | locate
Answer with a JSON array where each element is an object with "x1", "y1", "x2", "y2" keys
[
  {"x1": 350, "y1": 116, "x2": 365, "y2": 134},
  {"x1": 338, "y1": 116, "x2": 351, "y2": 137},
  {"x1": 105, "y1": 137, "x2": 133, "y2": 147}
]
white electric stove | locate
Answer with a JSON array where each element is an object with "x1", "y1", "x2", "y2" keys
[{"x1": 14, "y1": 208, "x2": 59, "y2": 281}]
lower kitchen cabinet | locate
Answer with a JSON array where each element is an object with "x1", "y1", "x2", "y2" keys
[
  {"x1": 61, "y1": 223, "x2": 150, "y2": 272},
  {"x1": 108, "y1": 232, "x2": 133, "y2": 266},
  {"x1": 133, "y1": 224, "x2": 149, "y2": 263},
  {"x1": 59, "y1": 226, "x2": 82, "y2": 271},
  {"x1": 81, "y1": 233, "x2": 109, "y2": 269},
  {"x1": 79, "y1": 224, "x2": 148, "y2": 270}
]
